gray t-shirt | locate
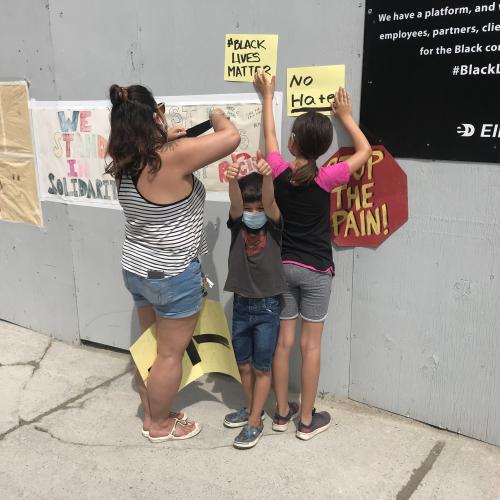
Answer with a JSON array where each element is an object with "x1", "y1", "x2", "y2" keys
[{"x1": 223, "y1": 216, "x2": 288, "y2": 298}]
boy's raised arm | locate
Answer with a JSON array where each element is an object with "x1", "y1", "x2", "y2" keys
[
  {"x1": 254, "y1": 71, "x2": 280, "y2": 154},
  {"x1": 255, "y1": 150, "x2": 280, "y2": 224},
  {"x1": 226, "y1": 154, "x2": 243, "y2": 220}
]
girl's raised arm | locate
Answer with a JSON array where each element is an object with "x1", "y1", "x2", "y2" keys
[
  {"x1": 332, "y1": 87, "x2": 372, "y2": 174},
  {"x1": 254, "y1": 71, "x2": 280, "y2": 154}
]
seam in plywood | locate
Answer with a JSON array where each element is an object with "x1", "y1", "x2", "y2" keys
[
  {"x1": 66, "y1": 203, "x2": 81, "y2": 343},
  {"x1": 347, "y1": 248, "x2": 355, "y2": 399},
  {"x1": 44, "y1": 0, "x2": 60, "y2": 99}
]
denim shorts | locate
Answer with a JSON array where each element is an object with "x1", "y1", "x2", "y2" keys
[
  {"x1": 122, "y1": 260, "x2": 203, "y2": 319},
  {"x1": 231, "y1": 294, "x2": 280, "y2": 372},
  {"x1": 280, "y1": 264, "x2": 332, "y2": 322}
]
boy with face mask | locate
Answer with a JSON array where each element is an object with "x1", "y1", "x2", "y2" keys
[{"x1": 223, "y1": 150, "x2": 288, "y2": 449}]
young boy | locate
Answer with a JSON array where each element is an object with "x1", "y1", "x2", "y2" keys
[{"x1": 223, "y1": 150, "x2": 288, "y2": 449}]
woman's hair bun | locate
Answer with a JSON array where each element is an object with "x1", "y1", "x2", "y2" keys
[{"x1": 109, "y1": 84, "x2": 128, "y2": 105}]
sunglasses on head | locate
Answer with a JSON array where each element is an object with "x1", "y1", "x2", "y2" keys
[{"x1": 157, "y1": 102, "x2": 166, "y2": 114}]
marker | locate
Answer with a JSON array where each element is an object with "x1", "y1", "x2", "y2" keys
[{"x1": 185, "y1": 120, "x2": 213, "y2": 137}]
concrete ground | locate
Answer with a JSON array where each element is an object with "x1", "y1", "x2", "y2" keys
[{"x1": 0, "y1": 321, "x2": 499, "y2": 500}]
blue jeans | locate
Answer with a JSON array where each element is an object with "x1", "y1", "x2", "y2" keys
[
  {"x1": 231, "y1": 294, "x2": 280, "y2": 372},
  {"x1": 122, "y1": 260, "x2": 203, "y2": 319}
]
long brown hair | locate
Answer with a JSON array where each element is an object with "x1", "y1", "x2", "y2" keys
[
  {"x1": 105, "y1": 84, "x2": 167, "y2": 180},
  {"x1": 290, "y1": 111, "x2": 333, "y2": 186}
]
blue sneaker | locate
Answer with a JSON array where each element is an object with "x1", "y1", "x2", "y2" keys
[
  {"x1": 296, "y1": 409, "x2": 331, "y2": 440},
  {"x1": 272, "y1": 401, "x2": 299, "y2": 432},
  {"x1": 233, "y1": 423, "x2": 264, "y2": 449},
  {"x1": 224, "y1": 407, "x2": 266, "y2": 428}
]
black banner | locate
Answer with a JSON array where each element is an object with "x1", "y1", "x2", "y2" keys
[{"x1": 361, "y1": 1, "x2": 500, "y2": 163}]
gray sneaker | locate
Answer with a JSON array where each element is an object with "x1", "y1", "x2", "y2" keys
[
  {"x1": 272, "y1": 401, "x2": 300, "y2": 432},
  {"x1": 233, "y1": 423, "x2": 264, "y2": 449},
  {"x1": 223, "y1": 407, "x2": 265, "y2": 428},
  {"x1": 296, "y1": 409, "x2": 331, "y2": 441}
]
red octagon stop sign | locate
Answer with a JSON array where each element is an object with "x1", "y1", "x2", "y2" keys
[{"x1": 324, "y1": 145, "x2": 408, "y2": 248}]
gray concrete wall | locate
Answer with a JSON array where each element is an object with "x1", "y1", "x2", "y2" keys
[{"x1": 0, "y1": 0, "x2": 498, "y2": 446}]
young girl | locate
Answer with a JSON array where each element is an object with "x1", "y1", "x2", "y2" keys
[{"x1": 254, "y1": 71, "x2": 371, "y2": 440}]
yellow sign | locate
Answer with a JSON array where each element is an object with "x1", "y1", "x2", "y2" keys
[
  {"x1": 224, "y1": 34, "x2": 278, "y2": 82},
  {"x1": 130, "y1": 299, "x2": 241, "y2": 390},
  {"x1": 0, "y1": 81, "x2": 42, "y2": 226},
  {"x1": 287, "y1": 65, "x2": 345, "y2": 116}
]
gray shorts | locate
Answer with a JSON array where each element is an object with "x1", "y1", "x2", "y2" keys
[{"x1": 280, "y1": 264, "x2": 333, "y2": 322}]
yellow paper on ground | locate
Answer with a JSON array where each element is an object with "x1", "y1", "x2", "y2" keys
[
  {"x1": 130, "y1": 299, "x2": 241, "y2": 390},
  {"x1": 224, "y1": 34, "x2": 278, "y2": 82},
  {"x1": 287, "y1": 65, "x2": 345, "y2": 116}
]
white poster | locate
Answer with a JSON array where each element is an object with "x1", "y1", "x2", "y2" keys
[{"x1": 31, "y1": 93, "x2": 282, "y2": 208}]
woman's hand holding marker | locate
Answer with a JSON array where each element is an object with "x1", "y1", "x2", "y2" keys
[{"x1": 167, "y1": 127, "x2": 187, "y2": 141}]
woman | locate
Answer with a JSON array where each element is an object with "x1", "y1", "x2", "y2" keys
[{"x1": 106, "y1": 84, "x2": 240, "y2": 441}]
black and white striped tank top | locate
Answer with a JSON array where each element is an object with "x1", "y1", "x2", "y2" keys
[{"x1": 118, "y1": 174, "x2": 208, "y2": 278}]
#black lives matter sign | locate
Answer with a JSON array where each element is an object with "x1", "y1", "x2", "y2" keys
[{"x1": 361, "y1": 1, "x2": 500, "y2": 163}]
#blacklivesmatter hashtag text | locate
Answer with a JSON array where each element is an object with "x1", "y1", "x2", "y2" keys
[{"x1": 452, "y1": 63, "x2": 500, "y2": 76}]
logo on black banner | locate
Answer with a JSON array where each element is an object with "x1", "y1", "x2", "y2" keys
[
  {"x1": 457, "y1": 123, "x2": 475, "y2": 137},
  {"x1": 457, "y1": 123, "x2": 500, "y2": 138}
]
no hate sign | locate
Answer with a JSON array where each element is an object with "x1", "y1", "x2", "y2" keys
[{"x1": 287, "y1": 65, "x2": 345, "y2": 116}]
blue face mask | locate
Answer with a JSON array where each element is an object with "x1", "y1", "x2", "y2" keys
[{"x1": 242, "y1": 210, "x2": 267, "y2": 230}]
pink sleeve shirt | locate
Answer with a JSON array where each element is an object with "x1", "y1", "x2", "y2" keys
[
  {"x1": 266, "y1": 151, "x2": 290, "y2": 180},
  {"x1": 266, "y1": 151, "x2": 350, "y2": 191},
  {"x1": 315, "y1": 159, "x2": 350, "y2": 191}
]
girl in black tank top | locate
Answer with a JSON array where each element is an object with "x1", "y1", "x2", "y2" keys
[{"x1": 254, "y1": 71, "x2": 372, "y2": 439}]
